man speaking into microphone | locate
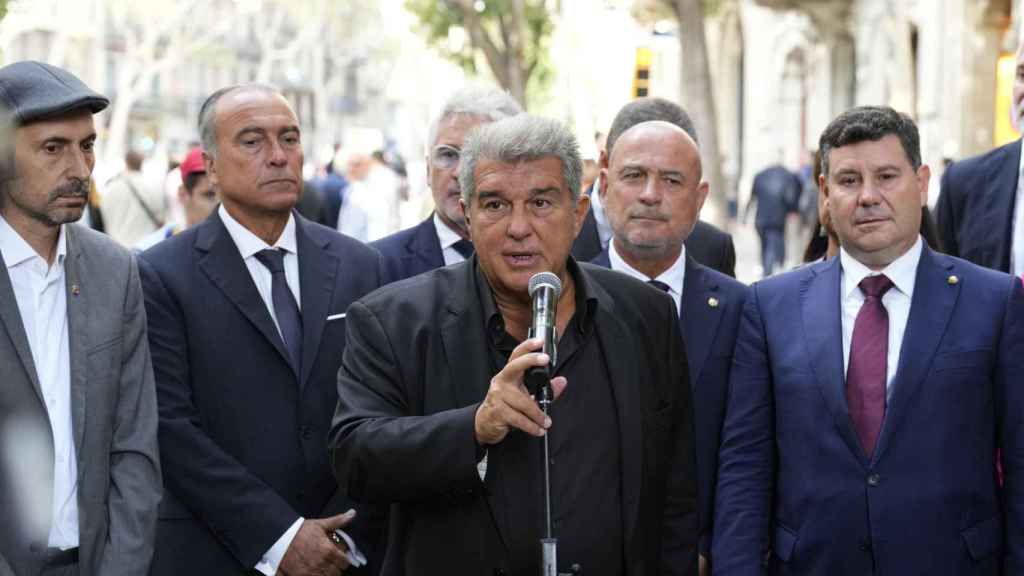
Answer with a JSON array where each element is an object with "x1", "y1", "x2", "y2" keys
[{"x1": 330, "y1": 114, "x2": 698, "y2": 576}]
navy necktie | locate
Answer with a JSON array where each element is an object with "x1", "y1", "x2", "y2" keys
[
  {"x1": 255, "y1": 249, "x2": 303, "y2": 378},
  {"x1": 846, "y1": 274, "x2": 893, "y2": 458},
  {"x1": 452, "y1": 239, "x2": 474, "y2": 260},
  {"x1": 647, "y1": 279, "x2": 671, "y2": 293}
]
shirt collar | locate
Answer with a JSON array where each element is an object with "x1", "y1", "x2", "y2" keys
[
  {"x1": 608, "y1": 240, "x2": 687, "y2": 297},
  {"x1": 219, "y1": 204, "x2": 297, "y2": 259},
  {"x1": 433, "y1": 212, "x2": 464, "y2": 250},
  {"x1": 0, "y1": 213, "x2": 67, "y2": 270},
  {"x1": 840, "y1": 235, "x2": 922, "y2": 300},
  {"x1": 473, "y1": 256, "x2": 598, "y2": 341}
]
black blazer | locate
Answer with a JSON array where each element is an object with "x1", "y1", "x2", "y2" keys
[
  {"x1": 330, "y1": 260, "x2": 699, "y2": 576},
  {"x1": 936, "y1": 139, "x2": 1021, "y2": 273},
  {"x1": 592, "y1": 251, "x2": 748, "y2": 558},
  {"x1": 370, "y1": 215, "x2": 444, "y2": 284},
  {"x1": 573, "y1": 208, "x2": 737, "y2": 278},
  {"x1": 139, "y1": 211, "x2": 385, "y2": 575}
]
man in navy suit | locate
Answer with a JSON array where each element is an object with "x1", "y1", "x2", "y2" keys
[
  {"x1": 714, "y1": 105, "x2": 1024, "y2": 574},
  {"x1": 372, "y1": 86, "x2": 521, "y2": 284},
  {"x1": 139, "y1": 84, "x2": 384, "y2": 576},
  {"x1": 936, "y1": 43, "x2": 1023, "y2": 274},
  {"x1": 590, "y1": 102, "x2": 747, "y2": 574}
]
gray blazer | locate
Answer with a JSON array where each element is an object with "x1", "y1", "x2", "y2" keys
[{"x1": 0, "y1": 223, "x2": 161, "y2": 575}]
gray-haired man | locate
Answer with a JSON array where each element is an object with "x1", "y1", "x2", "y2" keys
[
  {"x1": 331, "y1": 114, "x2": 699, "y2": 576},
  {"x1": 371, "y1": 85, "x2": 521, "y2": 283},
  {"x1": 0, "y1": 60, "x2": 161, "y2": 576}
]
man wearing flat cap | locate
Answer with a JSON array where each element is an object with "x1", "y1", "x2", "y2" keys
[{"x1": 0, "y1": 61, "x2": 161, "y2": 575}]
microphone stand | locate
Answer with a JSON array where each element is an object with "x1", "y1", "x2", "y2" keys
[{"x1": 527, "y1": 366, "x2": 558, "y2": 576}]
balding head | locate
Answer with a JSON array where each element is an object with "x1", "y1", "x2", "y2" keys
[{"x1": 600, "y1": 120, "x2": 709, "y2": 276}]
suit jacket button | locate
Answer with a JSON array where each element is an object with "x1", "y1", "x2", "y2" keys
[
  {"x1": 300, "y1": 426, "x2": 312, "y2": 440},
  {"x1": 867, "y1": 474, "x2": 881, "y2": 487},
  {"x1": 859, "y1": 541, "x2": 871, "y2": 552}
]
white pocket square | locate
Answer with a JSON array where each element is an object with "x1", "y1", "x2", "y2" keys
[{"x1": 326, "y1": 313, "x2": 346, "y2": 321}]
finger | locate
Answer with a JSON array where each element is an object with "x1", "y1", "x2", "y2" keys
[
  {"x1": 321, "y1": 509, "x2": 357, "y2": 531},
  {"x1": 502, "y1": 386, "x2": 551, "y2": 428},
  {"x1": 550, "y1": 376, "x2": 568, "y2": 400},
  {"x1": 495, "y1": 352, "x2": 551, "y2": 385},
  {"x1": 320, "y1": 542, "x2": 348, "y2": 574},
  {"x1": 508, "y1": 337, "x2": 545, "y2": 361},
  {"x1": 501, "y1": 404, "x2": 548, "y2": 437}
]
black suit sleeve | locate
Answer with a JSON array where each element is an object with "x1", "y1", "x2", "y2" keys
[
  {"x1": 936, "y1": 167, "x2": 960, "y2": 258},
  {"x1": 330, "y1": 300, "x2": 484, "y2": 504},
  {"x1": 661, "y1": 297, "x2": 700, "y2": 575},
  {"x1": 138, "y1": 256, "x2": 299, "y2": 569},
  {"x1": 721, "y1": 232, "x2": 737, "y2": 278}
]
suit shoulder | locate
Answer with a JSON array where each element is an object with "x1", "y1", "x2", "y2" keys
[
  {"x1": 370, "y1": 222, "x2": 421, "y2": 256},
  {"x1": 945, "y1": 140, "x2": 1019, "y2": 181},
  {"x1": 751, "y1": 260, "x2": 820, "y2": 295},
  {"x1": 692, "y1": 219, "x2": 730, "y2": 244},
  {"x1": 942, "y1": 252, "x2": 1016, "y2": 287},
  {"x1": 69, "y1": 223, "x2": 133, "y2": 267},
  {"x1": 579, "y1": 262, "x2": 674, "y2": 317},
  {"x1": 692, "y1": 261, "x2": 748, "y2": 299},
  {"x1": 303, "y1": 218, "x2": 381, "y2": 262},
  {"x1": 357, "y1": 262, "x2": 461, "y2": 313}
]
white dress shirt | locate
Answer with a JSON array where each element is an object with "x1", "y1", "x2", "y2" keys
[
  {"x1": 218, "y1": 205, "x2": 303, "y2": 575},
  {"x1": 590, "y1": 176, "x2": 613, "y2": 250},
  {"x1": 434, "y1": 212, "x2": 469, "y2": 266},
  {"x1": 839, "y1": 237, "x2": 922, "y2": 397},
  {"x1": 0, "y1": 215, "x2": 78, "y2": 550},
  {"x1": 1011, "y1": 149, "x2": 1024, "y2": 278},
  {"x1": 608, "y1": 240, "x2": 687, "y2": 315}
]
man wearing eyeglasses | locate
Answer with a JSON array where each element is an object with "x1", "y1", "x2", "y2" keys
[{"x1": 372, "y1": 86, "x2": 522, "y2": 284}]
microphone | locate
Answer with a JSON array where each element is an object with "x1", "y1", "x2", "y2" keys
[{"x1": 525, "y1": 272, "x2": 562, "y2": 396}]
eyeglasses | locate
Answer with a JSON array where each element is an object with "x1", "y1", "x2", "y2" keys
[{"x1": 431, "y1": 145, "x2": 461, "y2": 171}]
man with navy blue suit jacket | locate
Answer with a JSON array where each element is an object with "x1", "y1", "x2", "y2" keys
[
  {"x1": 140, "y1": 84, "x2": 384, "y2": 576},
  {"x1": 936, "y1": 43, "x2": 1023, "y2": 275},
  {"x1": 714, "y1": 106, "x2": 1024, "y2": 574},
  {"x1": 372, "y1": 86, "x2": 521, "y2": 284},
  {"x1": 589, "y1": 101, "x2": 747, "y2": 574}
]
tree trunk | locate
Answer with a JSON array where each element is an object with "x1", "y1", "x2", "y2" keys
[{"x1": 673, "y1": 0, "x2": 727, "y2": 227}]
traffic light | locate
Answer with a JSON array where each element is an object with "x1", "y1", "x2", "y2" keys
[{"x1": 633, "y1": 47, "x2": 652, "y2": 99}]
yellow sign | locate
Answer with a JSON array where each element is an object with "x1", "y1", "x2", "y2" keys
[
  {"x1": 633, "y1": 47, "x2": 652, "y2": 99},
  {"x1": 994, "y1": 53, "x2": 1021, "y2": 146}
]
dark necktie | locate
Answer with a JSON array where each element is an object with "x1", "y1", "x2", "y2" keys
[
  {"x1": 647, "y1": 279, "x2": 671, "y2": 293},
  {"x1": 452, "y1": 239, "x2": 474, "y2": 260},
  {"x1": 846, "y1": 274, "x2": 893, "y2": 458},
  {"x1": 255, "y1": 249, "x2": 303, "y2": 377}
]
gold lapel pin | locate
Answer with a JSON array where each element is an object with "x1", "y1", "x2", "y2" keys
[
  {"x1": 708, "y1": 297, "x2": 719, "y2": 308},
  {"x1": 947, "y1": 275, "x2": 959, "y2": 286},
  {"x1": 71, "y1": 284, "x2": 80, "y2": 296}
]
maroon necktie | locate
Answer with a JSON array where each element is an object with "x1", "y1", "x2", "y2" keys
[{"x1": 846, "y1": 274, "x2": 893, "y2": 458}]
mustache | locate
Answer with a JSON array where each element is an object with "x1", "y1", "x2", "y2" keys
[
  {"x1": 627, "y1": 208, "x2": 670, "y2": 221},
  {"x1": 48, "y1": 179, "x2": 89, "y2": 201}
]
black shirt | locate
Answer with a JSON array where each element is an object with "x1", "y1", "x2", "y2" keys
[{"x1": 474, "y1": 259, "x2": 624, "y2": 576}]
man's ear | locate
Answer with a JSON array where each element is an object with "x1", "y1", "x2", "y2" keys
[
  {"x1": 916, "y1": 164, "x2": 931, "y2": 206},
  {"x1": 572, "y1": 192, "x2": 591, "y2": 239},
  {"x1": 203, "y1": 152, "x2": 218, "y2": 187},
  {"x1": 460, "y1": 197, "x2": 472, "y2": 235}
]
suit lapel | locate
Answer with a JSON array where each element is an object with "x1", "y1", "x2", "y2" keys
[
  {"x1": 873, "y1": 247, "x2": 959, "y2": 463},
  {"x1": 64, "y1": 226, "x2": 88, "y2": 456},
  {"x1": 0, "y1": 252, "x2": 44, "y2": 403},
  {"x1": 196, "y1": 214, "x2": 294, "y2": 372},
  {"x1": 296, "y1": 217, "x2": 338, "y2": 390},
  {"x1": 592, "y1": 282, "x2": 643, "y2": 549},
  {"x1": 801, "y1": 258, "x2": 865, "y2": 463},
  {"x1": 985, "y1": 140, "x2": 1020, "y2": 271},
  {"x1": 407, "y1": 217, "x2": 445, "y2": 273},
  {"x1": 681, "y1": 259, "x2": 721, "y2": 387}
]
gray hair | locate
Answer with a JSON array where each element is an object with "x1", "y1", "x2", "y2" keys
[
  {"x1": 606, "y1": 97, "x2": 699, "y2": 158},
  {"x1": 459, "y1": 114, "x2": 582, "y2": 205},
  {"x1": 427, "y1": 85, "x2": 523, "y2": 149},
  {"x1": 198, "y1": 83, "x2": 284, "y2": 158}
]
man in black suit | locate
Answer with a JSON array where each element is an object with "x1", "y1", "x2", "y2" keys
[
  {"x1": 571, "y1": 98, "x2": 737, "y2": 277},
  {"x1": 590, "y1": 107, "x2": 747, "y2": 574},
  {"x1": 936, "y1": 44, "x2": 1023, "y2": 275},
  {"x1": 331, "y1": 114, "x2": 699, "y2": 576},
  {"x1": 140, "y1": 84, "x2": 383, "y2": 576},
  {"x1": 372, "y1": 86, "x2": 522, "y2": 283},
  {"x1": 745, "y1": 163, "x2": 802, "y2": 276}
]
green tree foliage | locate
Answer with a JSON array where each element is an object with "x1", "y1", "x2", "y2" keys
[{"x1": 405, "y1": 0, "x2": 553, "y2": 109}]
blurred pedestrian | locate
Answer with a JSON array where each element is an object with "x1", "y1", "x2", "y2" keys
[
  {"x1": 102, "y1": 150, "x2": 166, "y2": 247},
  {"x1": 745, "y1": 160, "x2": 802, "y2": 275},
  {"x1": 0, "y1": 59, "x2": 161, "y2": 576},
  {"x1": 134, "y1": 147, "x2": 219, "y2": 251}
]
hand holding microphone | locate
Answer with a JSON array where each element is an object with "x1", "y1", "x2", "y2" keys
[{"x1": 474, "y1": 272, "x2": 568, "y2": 446}]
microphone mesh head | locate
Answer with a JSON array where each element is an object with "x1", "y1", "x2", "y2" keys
[{"x1": 528, "y1": 271, "x2": 562, "y2": 298}]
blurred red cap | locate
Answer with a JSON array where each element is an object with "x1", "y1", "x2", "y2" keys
[{"x1": 179, "y1": 147, "x2": 206, "y2": 180}]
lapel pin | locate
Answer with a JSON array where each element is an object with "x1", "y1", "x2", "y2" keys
[
  {"x1": 708, "y1": 297, "x2": 719, "y2": 308},
  {"x1": 947, "y1": 275, "x2": 959, "y2": 286},
  {"x1": 71, "y1": 284, "x2": 80, "y2": 296}
]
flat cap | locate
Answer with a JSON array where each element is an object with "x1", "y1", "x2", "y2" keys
[{"x1": 0, "y1": 60, "x2": 109, "y2": 125}]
